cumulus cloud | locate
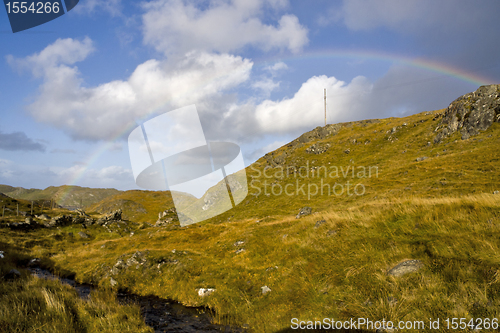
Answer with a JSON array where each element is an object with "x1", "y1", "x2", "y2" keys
[
  {"x1": 255, "y1": 75, "x2": 373, "y2": 134},
  {"x1": 141, "y1": 0, "x2": 308, "y2": 55},
  {"x1": 0, "y1": 131, "x2": 45, "y2": 152},
  {"x1": 6, "y1": 37, "x2": 95, "y2": 78},
  {"x1": 8, "y1": 38, "x2": 253, "y2": 141}
]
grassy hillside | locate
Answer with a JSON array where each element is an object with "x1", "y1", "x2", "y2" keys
[
  {"x1": 0, "y1": 185, "x2": 121, "y2": 209},
  {"x1": 87, "y1": 190, "x2": 196, "y2": 223},
  {"x1": 2, "y1": 86, "x2": 500, "y2": 332}
]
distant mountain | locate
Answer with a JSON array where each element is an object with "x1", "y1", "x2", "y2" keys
[{"x1": 0, "y1": 185, "x2": 120, "y2": 209}]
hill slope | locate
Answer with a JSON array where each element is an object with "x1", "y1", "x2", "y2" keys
[{"x1": 0, "y1": 185, "x2": 121, "y2": 209}]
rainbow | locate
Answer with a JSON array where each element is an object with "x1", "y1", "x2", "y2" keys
[
  {"x1": 256, "y1": 49, "x2": 496, "y2": 86},
  {"x1": 60, "y1": 49, "x2": 497, "y2": 195}
]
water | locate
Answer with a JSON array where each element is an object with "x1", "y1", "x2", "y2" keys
[{"x1": 30, "y1": 267, "x2": 245, "y2": 333}]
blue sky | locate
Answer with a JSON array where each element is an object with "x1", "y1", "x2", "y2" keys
[{"x1": 1, "y1": 0, "x2": 499, "y2": 191}]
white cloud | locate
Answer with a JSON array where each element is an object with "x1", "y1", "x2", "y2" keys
[
  {"x1": 252, "y1": 78, "x2": 280, "y2": 96},
  {"x1": 255, "y1": 75, "x2": 373, "y2": 134},
  {"x1": 265, "y1": 61, "x2": 288, "y2": 74},
  {"x1": 9, "y1": 38, "x2": 253, "y2": 141},
  {"x1": 6, "y1": 37, "x2": 95, "y2": 78},
  {"x1": 141, "y1": 0, "x2": 308, "y2": 55}
]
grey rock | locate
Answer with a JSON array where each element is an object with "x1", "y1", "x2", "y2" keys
[
  {"x1": 387, "y1": 259, "x2": 423, "y2": 277},
  {"x1": 233, "y1": 241, "x2": 245, "y2": 247},
  {"x1": 48, "y1": 215, "x2": 73, "y2": 227},
  {"x1": 197, "y1": 288, "x2": 215, "y2": 297},
  {"x1": 4, "y1": 269, "x2": 21, "y2": 280},
  {"x1": 110, "y1": 277, "x2": 117, "y2": 287},
  {"x1": 235, "y1": 248, "x2": 245, "y2": 254},
  {"x1": 306, "y1": 143, "x2": 330, "y2": 155},
  {"x1": 36, "y1": 214, "x2": 50, "y2": 221},
  {"x1": 78, "y1": 231, "x2": 90, "y2": 239},
  {"x1": 296, "y1": 207, "x2": 312, "y2": 219},
  {"x1": 494, "y1": 191, "x2": 499, "y2": 194},
  {"x1": 416, "y1": 156, "x2": 428, "y2": 162},
  {"x1": 434, "y1": 84, "x2": 500, "y2": 143}
]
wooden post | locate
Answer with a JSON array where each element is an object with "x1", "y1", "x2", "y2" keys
[{"x1": 324, "y1": 88, "x2": 327, "y2": 126}]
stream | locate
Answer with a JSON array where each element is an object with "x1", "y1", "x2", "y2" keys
[{"x1": 30, "y1": 267, "x2": 246, "y2": 333}]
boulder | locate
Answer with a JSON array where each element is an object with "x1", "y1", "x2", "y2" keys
[
  {"x1": 78, "y1": 231, "x2": 90, "y2": 239},
  {"x1": 387, "y1": 259, "x2": 423, "y2": 277},
  {"x1": 4, "y1": 269, "x2": 21, "y2": 280},
  {"x1": 296, "y1": 207, "x2": 312, "y2": 219},
  {"x1": 261, "y1": 285, "x2": 271, "y2": 295},
  {"x1": 197, "y1": 288, "x2": 215, "y2": 297},
  {"x1": 36, "y1": 214, "x2": 50, "y2": 221}
]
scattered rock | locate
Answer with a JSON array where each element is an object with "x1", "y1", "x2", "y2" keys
[
  {"x1": 306, "y1": 143, "x2": 330, "y2": 154},
  {"x1": 344, "y1": 148, "x2": 350, "y2": 154},
  {"x1": 78, "y1": 231, "x2": 90, "y2": 239},
  {"x1": 296, "y1": 207, "x2": 312, "y2": 219},
  {"x1": 197, "y1": 288, "x2": 216, "y2": 297},
  {"x1": 36, "y1": 214, "x2": 50, "y2": 221},
  {"x1": 266, "y1": 266, "x2": 278, "y2": 272},
  {"x1": 4, "y1": 269, "x2": 21, "y2": 280},
  {"x1": 415, "y1": 156, "x2": 428, "y2": 162},
  {"x1": 494, "y1": 191, "x2": 499, "y2": 194},
  {"x1": 261, "y1": 286, "x2": 271, "y2": 295},
  {"x1": 110, "y1": 277, "x2": 117, "y2": 287},
  {"x1": 314, "y1": 219, "x2": 326, "y2": 228},
  {"x1": 0, "y1": 251, "x2": 4, "y2": 259},
  {"x1": 233, "y1": 241, "x2": 245, "y2": 247},
  {"x1": 387, "y1": 259, "x2": 423, "y2": 277},
  {"x1": 235, "y1": 248, "x2": 245, "y2": 254}
]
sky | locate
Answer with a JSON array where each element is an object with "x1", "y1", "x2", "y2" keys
[{"x1": 1, "y1": 0, "x2": 499, "y2": 192}]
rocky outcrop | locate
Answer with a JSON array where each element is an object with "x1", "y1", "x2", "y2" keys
[
  {"x1": 155, "y1": 208, "x2": 179, "y2": 227},
  {"x1": 297, "y1": 124, "x2": 341, "y2": 144},
  {"x1": 47, "y1": 215, "x2": 73, "y2": 227},
  {"x1": 434, "y1": 84, "x2": 500, "y2": 143},
  {"x1": 97, "y1": 209, "x2": 122, "y2": 225}
]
